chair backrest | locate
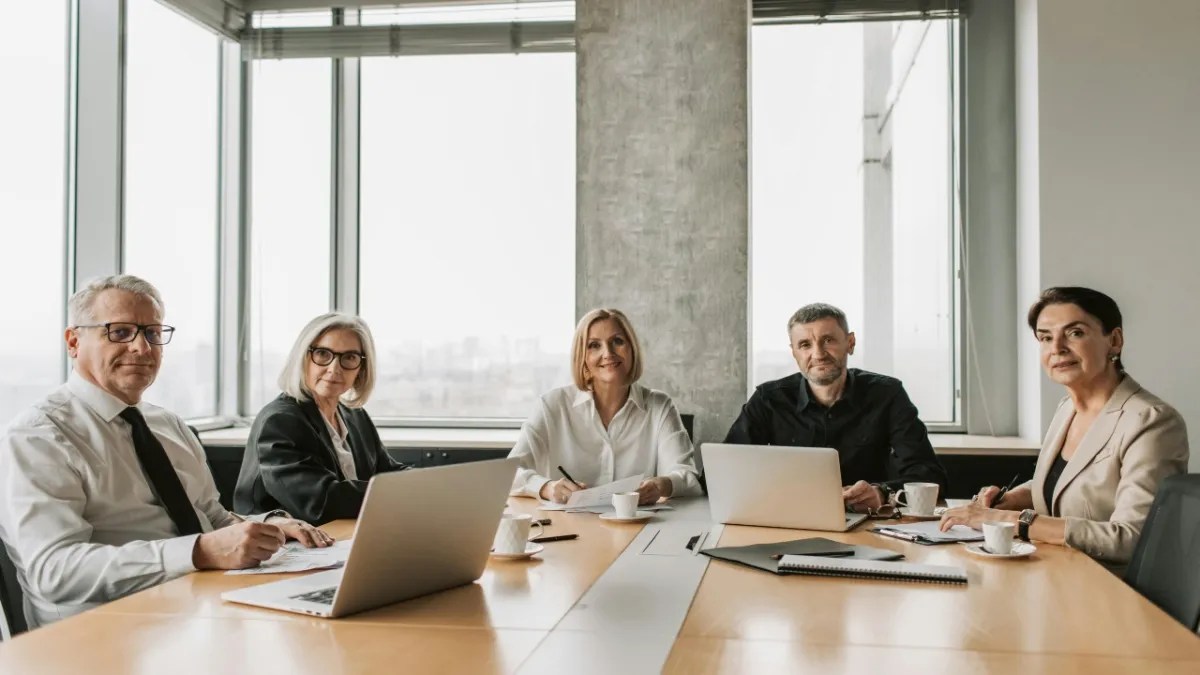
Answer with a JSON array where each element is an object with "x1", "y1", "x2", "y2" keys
[
  {"x1": 1124, "y1": 473, "x2": 1200, "y2": 633},
  {"x1": 0, "y1": 541, "x2": 28, "y2": 639}
]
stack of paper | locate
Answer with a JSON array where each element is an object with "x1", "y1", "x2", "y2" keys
[
  {"x1": 872, "y1": 521, "x2": 983, "y2": 545},
  {"x1": 226, "y1": 539, "x2": 353, "y2": 575}
]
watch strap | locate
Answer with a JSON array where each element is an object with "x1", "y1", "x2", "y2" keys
[{"x1": 1018, "y1": 509, "x2": 1036, "y2": 542}]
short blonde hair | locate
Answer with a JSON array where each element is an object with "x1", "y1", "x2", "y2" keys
[
  {"x1": 278, "y1": 312, "x2": 378, "y2": 407},
  {"x1": 571, "y1": 308, "x2": 644, "y2": 391}
]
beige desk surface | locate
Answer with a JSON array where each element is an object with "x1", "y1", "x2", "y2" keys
[
  {"x1": 675, "y1": 525, "x2": 1200, "y2": 661},
  {"x1": 91, "y1": 498, "x2": 640, "y2": 631},
  {"x1": 4, "y1": 502, "x2": 1198, "y2": 673}
]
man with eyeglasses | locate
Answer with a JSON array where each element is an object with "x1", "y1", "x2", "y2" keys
[{"x1": 0, "y1": 275, "x2": 332, "y2": 629}]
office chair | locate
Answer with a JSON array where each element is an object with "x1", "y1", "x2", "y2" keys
[
  {"x1": 1124, "y1": 473, "x2": 1200, "y2": 633},
  {"x1": 0, "y1": 541, "x2": 28, "y2": 639}
]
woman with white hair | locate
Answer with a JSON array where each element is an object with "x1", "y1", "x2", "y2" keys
[
  {"x1": 509, "y1": 308, "x2": 702, "y2": 505},
  {"x1": 234, "y1": 313, "x2": 408, "y2": 524}
]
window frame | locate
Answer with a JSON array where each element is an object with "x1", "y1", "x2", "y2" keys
[{"x1": 63, "y1": 2, "x2": 1015, "y2": 434}]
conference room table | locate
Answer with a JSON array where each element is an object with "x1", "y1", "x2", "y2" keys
[{"x1": 2, "y1": 497, "x2": 1198, "y2": 674}]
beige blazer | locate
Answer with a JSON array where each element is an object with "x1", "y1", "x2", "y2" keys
[{"x1": 1029, "y1": 375, "x2": 1189, "y2": 564}]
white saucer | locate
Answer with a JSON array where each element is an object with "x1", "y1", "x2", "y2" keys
[
  {"x1": 599, "y1": 511, "x2": 654, "y2": 523},
  {"x1": 963, "y1": 542, "x2": 1037, "y2": 559},
  {"x1": 899, "y1": 507, "x2": 946, "y2": 520},
  {"x1": 489, "y1": 542, "x2": 544, "y2": 560}
]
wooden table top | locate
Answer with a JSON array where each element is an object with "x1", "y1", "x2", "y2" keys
[
  {"x1": 91, "y1": 498, "x2": 641, "y2": 631},
  {"x1": 675, "y1": 524, "x2": 1200, "y2": 661},
  {"x1": 3, "y1": 500, "x2": 1198, "y2": 673}
]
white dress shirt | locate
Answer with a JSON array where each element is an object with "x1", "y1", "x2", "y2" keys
[
  {"x1": 508, "y1": 383, "x2": 702, "y2": 499},
  {"x1": 0, "y1": 371, "x2": 261, "y2": 628},
  {"x1": 323, "y1": 410, "x2": 358, "y2": 480}
]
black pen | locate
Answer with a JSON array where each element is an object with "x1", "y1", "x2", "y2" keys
[
  {"x1": 991, "y1": 473, "x2": 1021, "y2": 507},
  {"x1": 557, "y1": 465, "x2": 583, "y2": 488},
  {"x1": 530, "y1": 534, "x2": 578, "y2": 543}
]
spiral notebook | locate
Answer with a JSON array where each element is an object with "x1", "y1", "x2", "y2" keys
[{"x1": 778, "y1": 554, "x2": 968, "y2": 585}]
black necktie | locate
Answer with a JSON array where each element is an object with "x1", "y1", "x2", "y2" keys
[{"x1": 120, "y1": 407, "x2": 204, "y2": 536}]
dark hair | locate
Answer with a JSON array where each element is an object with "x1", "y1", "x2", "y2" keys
[
  {"x1": 1027, "y1": 286, "x2": 1124, "y2": 371},
  {"x1": 787, "y1": 303, "x2": 849, "y2": 335}
]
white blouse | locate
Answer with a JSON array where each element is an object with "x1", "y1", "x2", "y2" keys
[
  {"x1": 322, "y1": 410, "x2": 357, "y2": 481},
  {"x1": 508, "y1": 383, "x2": 702, "y2": 499}
]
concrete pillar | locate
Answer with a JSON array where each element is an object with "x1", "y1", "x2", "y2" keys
[{"x1": 576, "y1": 0, "x2": 749, "y2": 446}]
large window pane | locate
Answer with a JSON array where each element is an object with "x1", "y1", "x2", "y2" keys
[
  {"x1": 751, "y1": 24, "x2": 865, "y2": 385},
  {"x1": 751, "y1": 20, "x2": 960, "y2": 424},
  {"x1": 124, "y1": 0, "x2": 220, "y2": 418},
  {"x1": 0, "y1": 1, "x2": 67, "y2": 422},
  {"x1": 890, "y1": 21, "x2": 958, "y2": 422},
  {"x1": 359, "y1": 52, "x2": 575, "y2": 418},
  {"x1": 247, "y1": 58, "x2": 332, "y2": 412}
]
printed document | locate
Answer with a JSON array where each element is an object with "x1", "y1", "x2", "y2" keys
[{"x1": 226, "y1": 539, "x2": 353, "y2": 575}]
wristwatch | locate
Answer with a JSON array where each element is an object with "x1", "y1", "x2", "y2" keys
[
  {"x1": 1018, "y1": 509, "x2": 1037, "y2": 542},
  {"x1": 871, "y1": 483, "x2": 893, "y2": 505}
]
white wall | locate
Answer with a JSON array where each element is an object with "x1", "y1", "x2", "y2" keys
[{"x1": 1017, "y1": 0, "x2": 1200, "y2": 469}]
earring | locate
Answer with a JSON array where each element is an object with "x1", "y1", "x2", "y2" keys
[{"x1": 1109, "y1": 354, "x2": 1120, "y2": 362}]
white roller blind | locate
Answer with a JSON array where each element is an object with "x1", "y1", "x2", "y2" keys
[
  {"x1": 243, "y1": 20, "x2": 573, "y2": 59},
  {"x1": 157, "y1": 0, "x2": 245, "y2": 39},
  {"x1": 753, "y1": 0, "x2": 966, "y2": 25}
]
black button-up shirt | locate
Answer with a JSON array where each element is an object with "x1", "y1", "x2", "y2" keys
[{"x1": 723, "y1": 369, "x2": 947, "y2": 491}]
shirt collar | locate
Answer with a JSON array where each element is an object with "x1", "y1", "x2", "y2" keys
[
  {"x1": 795, "y1": 369, "x2": 858, "y2": 412},
  {"x1": 322, "y1": 408, "x2": 349, "y2": 442},
  {"x1": 572, "y1": 383, "x2": 646, "y2": 411},
  {"x1": 67, "y1": 370, "x2": 138, "y2": 423}
]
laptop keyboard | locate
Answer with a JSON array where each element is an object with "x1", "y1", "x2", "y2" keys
[{"x1": 290, "y1": 587, "x2": 337, "y2": 605}]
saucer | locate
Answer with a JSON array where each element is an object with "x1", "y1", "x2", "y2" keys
[
  {"x1": 963, "y1": 542, "x2": 1037, "y2": 559},
  {"x1": 899, "y1": 506, "x2": 945, "y2": 520},
  {"x1": 599, "y1": 511, "x2": 654, "y2": 523},
  {"x1": 489, "y1": 542, "x2": 544, "y2": 560}
]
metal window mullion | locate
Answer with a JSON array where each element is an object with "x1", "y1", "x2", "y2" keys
[
  {"x1": 331, "y1": 9, "x2": 361, "y2": 315},
  {"x1": 217, "y1": 39, "x2": 246, "y2": 419},
  {"x1": 72, "y1": 0, "x2": 125, "y2": 290}
]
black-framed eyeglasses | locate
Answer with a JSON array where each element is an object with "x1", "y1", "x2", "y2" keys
[
  {"x1": 308, "y1": 347, "x2": 364, "y2": 370},
  {"x1": 74, "y1": 322, "x2": 175, "y2": 345},
  {"x1": 864, "y1": 504, "x2": 902, "y2": 520}
]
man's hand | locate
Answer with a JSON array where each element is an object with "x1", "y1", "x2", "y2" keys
[
  {"x1": 842, "y1": 480, "x2": 885, "y2": 512},
  {"x1": 635, "y1": 476, "x2": 674, "y2": 506},
  {"x1": 540, "y1": 478, "x2": 588, "y2": 504},
  {"x1": 268, "y1": 517, "x2": 334, "y2": 548},
  {"x1": 192, "y1": 521, "x2": 286, "y2": 570}
]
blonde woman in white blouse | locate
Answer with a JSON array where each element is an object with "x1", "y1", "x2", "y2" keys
[{"x1": 509, "y1": 308, "x2": 702, "y2": 505}]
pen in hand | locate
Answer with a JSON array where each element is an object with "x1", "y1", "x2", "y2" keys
[
  {"x1": 988, "y1": 473, "x2": 1022, "y2": 508},
  {"x1": 557, "y1": 465, "x2": 583, "y2": 489}
]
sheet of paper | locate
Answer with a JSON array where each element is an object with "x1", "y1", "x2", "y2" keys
[
  {"x1": 568, "y1": 504, "x2": 676, "y2": 515},
  {"x1": 875, "y1": 521, "x2": 982, "y2": 542},
  {"x1": 225, "y1": 539, "x2": 353, "y2": 575},
  {"x1": 563, "y1": 474, "x2": 645, "y2": 509}
]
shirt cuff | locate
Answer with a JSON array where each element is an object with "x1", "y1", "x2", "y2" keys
[
  {"x1": 165, "y1": 534, "x2": 202, "y2": 577},
  {"x1": 246, "y1": 509, "x2": 290, "y2": 523},
  {"x1": 527, "y1": 477, "x2": 552, "y2": 500}
]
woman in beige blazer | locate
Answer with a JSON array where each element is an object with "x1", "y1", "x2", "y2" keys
[{"x1": 941, "y1": 287, "x2": 1189, "y2": 564}]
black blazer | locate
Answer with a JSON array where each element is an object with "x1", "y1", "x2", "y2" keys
[{"x1": 233, "y1": 394, "x2": 409, "y2": 525}]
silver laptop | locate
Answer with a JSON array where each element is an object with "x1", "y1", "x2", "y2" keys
[
  {"x1": 222, "y1": 457, "x2": 518, "y2": 618},
  {"x1": 702, "y1": 443, "x2": 869, "y2": 531}
]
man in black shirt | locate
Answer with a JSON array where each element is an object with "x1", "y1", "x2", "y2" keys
[{"x1": 724, "y1": 303, "x2": 948, "y2": 511}]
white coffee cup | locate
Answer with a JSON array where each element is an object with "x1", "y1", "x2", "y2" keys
[
  {"x1": 612, "y1": 492, "x2": 639, "y2": 519},
  {"x1": 894, "y1": 482, "x2": 939, "y2": 516},
  {"x1": 492, "y1": 514, "x2": 544, "y2": 555},
  {"x1": 982, "y1": 521, "x2": 1016, "y2": 555}
]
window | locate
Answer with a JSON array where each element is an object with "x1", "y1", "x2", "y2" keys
[
  {"x1": 358, "y1": 51, "x2": 575, "y2": 419},
  {"x1": 124, "y1": 0, "x2": 221, "y2": 418},
  {"x1": 247, "y1": 56, "x2": 333, "y2": 412},
  {"x1": 0, "y1": 1, "x2": 68, "y2": 422},
  {"x1": 751, "y1": 20, "x2": 961, "y2": 425}
]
